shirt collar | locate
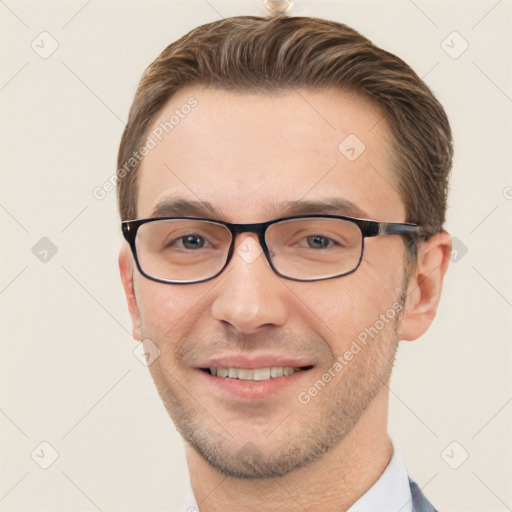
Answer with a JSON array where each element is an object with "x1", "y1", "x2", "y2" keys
[
  {"x1": 346, "y1": 439, "x2": 412, "y2": 512},
  {"x1": 179, "y1": 439, "x2": 412, "y2": 512}
]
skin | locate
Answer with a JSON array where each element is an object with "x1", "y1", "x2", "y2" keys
[{"x1": 119, "y1": 85, "x2": 451, "y2": 511}]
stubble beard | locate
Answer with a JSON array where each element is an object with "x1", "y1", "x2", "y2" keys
[{"x1": 145, "y1": 289, "x2": 406, "y2": 480}]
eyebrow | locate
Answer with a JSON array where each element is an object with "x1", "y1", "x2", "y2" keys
[
  {"x1": 277, "y1": 198, "x2": 369, "y2": 219},
  {"x1": 150, "y1": 198, "x2": 227, "y2": 219},
  {"x1": 150, "y1": 197, "x2": 370, "y2": 220}
]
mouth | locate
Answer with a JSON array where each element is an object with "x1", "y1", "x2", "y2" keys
[
  {"x1": 196, "y1": 354, "x2": 316, "y2": 400},
  {"x1": 201, "y1": 365, "x2": 314, "y2": 381}
]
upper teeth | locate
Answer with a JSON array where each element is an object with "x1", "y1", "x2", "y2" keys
[{"x1": 210, "y1": 366, "x2": 299, "y2": 381}]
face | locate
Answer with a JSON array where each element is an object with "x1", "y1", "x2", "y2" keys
[{"x1": 121, "y1": 86, "x2": 412, "y2": 478}]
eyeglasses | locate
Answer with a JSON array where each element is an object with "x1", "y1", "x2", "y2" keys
[{"x1": 121, "y1": 215, "x2": 418, "y2": 284}]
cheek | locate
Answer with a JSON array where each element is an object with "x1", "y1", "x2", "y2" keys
[
  {"x1": 309, "y1": 279, "x2": 380, "y2": 342},
  {"x1": 310, "y1": 253, "x2": 404, "y2": 342},
  {"x1": 135, "y1": 278, "x2": 204, "y2": 347}
]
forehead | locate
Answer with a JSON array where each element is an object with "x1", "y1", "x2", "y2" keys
[{"x1": 136, "y1": 85, "x2": 405, "y2": 222}]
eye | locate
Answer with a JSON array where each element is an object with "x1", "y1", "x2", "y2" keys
[
  {"x1": 180, "y1": 235, "x2": 205, "y2": 249},
  {"x1": 167, "y1": 234, "x2": 208, "y2": 250},
  {"x1": 301, "y1": 235, "x2": 337, "y2": 249}
]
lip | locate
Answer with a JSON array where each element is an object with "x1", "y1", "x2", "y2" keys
[
  {"x1": 196, "y1": 353, "x2": 315, "y2": 370},
  {"x1": 197, "y1": 365, "x2": 314, "y2": 400}
]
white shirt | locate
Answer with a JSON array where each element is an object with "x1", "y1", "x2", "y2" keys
[{"x1": 179, "y1": 439, "x2": 412, "y2": 512}]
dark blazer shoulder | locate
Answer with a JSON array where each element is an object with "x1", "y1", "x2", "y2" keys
[{"x1": 409, "y1": 478, "x2": 438, "y2": 512}]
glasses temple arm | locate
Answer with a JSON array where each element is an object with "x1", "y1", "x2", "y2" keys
[{"x1": 378, "y1": 222, "x2": 419, "y2": 236}]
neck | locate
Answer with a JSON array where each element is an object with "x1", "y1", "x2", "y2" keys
[{"x1": 185, "y1": 387, "x2": 393, "y2": 512}]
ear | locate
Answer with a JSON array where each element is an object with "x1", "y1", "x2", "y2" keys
[
  {"x1": 399, "y1": 231, "x2": 452, "y2": 341},
  {"x1": 119, "y1": 243, "x2": 142, "y2": 341}
]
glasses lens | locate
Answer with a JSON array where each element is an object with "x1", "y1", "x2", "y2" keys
[
  {"x1": 135, "y1": 219, "x2": 231, "y2": 282},
  {"x1": 266, "y1": 217, "x2": 363, "y2": 280}
]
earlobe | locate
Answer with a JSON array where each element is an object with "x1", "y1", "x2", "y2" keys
[
  {"x1": 118, "y1": 244, "x2": 142, "y2": 341},
  {"x1": 399, "y1": 231, "x2": 452, "y2": 341}
]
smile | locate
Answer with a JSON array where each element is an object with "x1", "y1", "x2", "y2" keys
[{"x1": 205, "y1": 366, "x2": 311, "y2": 381}]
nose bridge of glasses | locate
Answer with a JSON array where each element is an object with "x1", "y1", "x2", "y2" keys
[
  {"x1": 229, "y1": 222, "x2": 265, "y2": 234},
  {"x1": 222, "y1": 223, "x2": 272, "y2": 273},
  {"x1": 228, "y1": 222, "x2": 268, "y2": 248}
]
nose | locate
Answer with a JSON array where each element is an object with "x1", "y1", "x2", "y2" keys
[{"x1": 210, "y1": 233, "x2": 290, "y2": 334}]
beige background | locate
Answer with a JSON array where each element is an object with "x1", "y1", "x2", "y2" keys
[{"x1": 0, "y1": 0, "x2": 511, "y2": 510}]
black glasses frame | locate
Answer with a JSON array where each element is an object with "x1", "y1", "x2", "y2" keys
[{"x1": 121, "y1": 214, "x2": 419, "y2": 284}]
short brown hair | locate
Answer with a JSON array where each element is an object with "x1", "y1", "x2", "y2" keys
[{"x1": 117, "y1": 15, "x2": 452, "y2": 247}]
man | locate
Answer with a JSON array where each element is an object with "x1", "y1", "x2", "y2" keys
[{"x1": 117, "y1": 15, "x2": 452, "y2": 512}]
